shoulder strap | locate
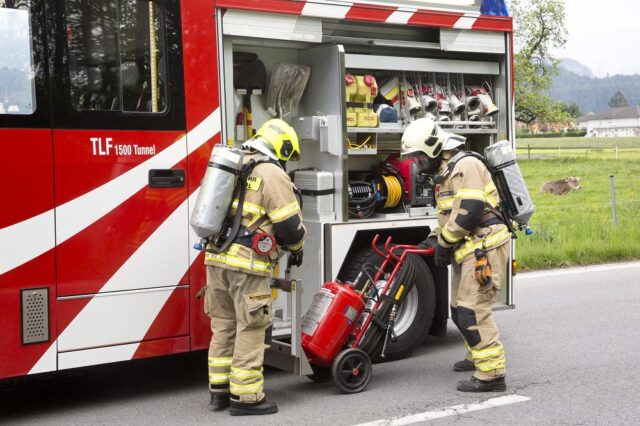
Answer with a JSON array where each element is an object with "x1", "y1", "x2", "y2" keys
[
  {"x1": 205, "y1": 156, "x2": 284, "y2": 254},
  {"x1": 440, "y1": 150, "x2": 491, "y2": 179},
  {"x1": 242, "y1": 156, "x2": 288, "y2": 233},
  {"x1": 244, "y1": 155, "x2": 282, "y2": 174},
  {"x1": 439, "y1": 150, "x2": 516, "y2": 238}
]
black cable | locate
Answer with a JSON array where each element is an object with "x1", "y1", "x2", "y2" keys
[
  {"x1": 363, "y1": 262, "x2": 384, "y2": 275},
  {"x1": 357, "y1": 254, "x2": 422, "y2": 356}
]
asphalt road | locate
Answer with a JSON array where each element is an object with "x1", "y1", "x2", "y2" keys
[{"x1": 2, "y1": 262, "x2": 640, "y2": 425}]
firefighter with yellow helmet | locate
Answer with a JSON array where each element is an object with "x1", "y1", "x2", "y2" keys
[
  {"x1": 205, "y1": 119, "x2": 305, "y2": 415},
  {"x1": 401, "y1": 117, "x2": 510, "y2": 392}
]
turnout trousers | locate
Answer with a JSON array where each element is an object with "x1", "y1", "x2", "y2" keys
[
  {"x1": 205, "y1": 266, "x2": 273, "y2": 403},
  {"x1": 450, "y1": 243, "x2": 509, "y2": 380}
]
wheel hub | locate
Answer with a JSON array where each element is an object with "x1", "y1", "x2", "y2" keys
[{"x1": 374, "y1": 281, "x2": 419, "y2": 337}]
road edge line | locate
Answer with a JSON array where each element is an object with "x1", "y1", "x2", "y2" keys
[{"x1": 354, "y1": 394, "x2": 532, "y2": 426}]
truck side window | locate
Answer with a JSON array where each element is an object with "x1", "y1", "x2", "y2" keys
[
  {"x1": 64, "y1": 0, "x2": 167, "y2": 113},
  {"x1": 0, "y1": 1, "x2": 37, "y2": 115}
]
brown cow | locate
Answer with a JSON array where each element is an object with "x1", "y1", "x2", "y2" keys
[{"x1": 539, "y1": 176, "x2": 582, "y2": 195}]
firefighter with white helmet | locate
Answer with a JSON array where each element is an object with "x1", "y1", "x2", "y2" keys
[
  {"x1": 401, "y1": 117, "x2": 510, "y2": 392},
  {"x1": 204, "y1": 118, "x2": 305, "y2": 415}
]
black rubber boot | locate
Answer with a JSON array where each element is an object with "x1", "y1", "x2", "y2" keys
[
  {"x1": 229, "y1": 398, "x2": 278, "y2": 416},
  {"x1": 453, "y1": 359, "x2": 475, "y2": 372},
  {"x1": 210, "y1": 392, "x2": 231, "y2": 411},
  {"x1": 456, "y1": 376, "x2": 506, "y2": 392}
]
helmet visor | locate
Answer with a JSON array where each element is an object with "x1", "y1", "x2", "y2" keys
[{"x1": 280, "y1": 139, "x2": 300, "y2": 162}]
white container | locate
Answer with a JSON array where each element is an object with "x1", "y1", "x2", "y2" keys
[{"x1": 293, "y1": 170, "x2": 334, "y2": 219}]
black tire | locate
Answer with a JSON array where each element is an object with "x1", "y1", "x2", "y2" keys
[
  {"x1": 331, "y1": 348, "x2": 372, "y2": 394},
  {"x1": 306, "y1": 364, "x2": 331, "y2": 383},
  {"x1": 338, "y1": 247, "x2": 436, "y2": 361}
]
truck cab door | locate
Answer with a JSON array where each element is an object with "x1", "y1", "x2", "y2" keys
[
  {"x1": 49, "y1": 0, "x2": 190, "y2": 362},
  {"x1": 0, "y1": 1, "x2": 57, "y2": 378}
]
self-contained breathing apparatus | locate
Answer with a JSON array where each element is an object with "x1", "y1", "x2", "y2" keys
[
  {"x1": 190, "y1": 144, "x2": 281, "y2": 255},
  {"x1": 401, "y1": 118, "x2": 533, "y2": 236},
  {"x1": 434, "y1": 140, "x2": 534, "y2": 237},
  {"x1": 190, "y1": 144, "x2": 245, "y2": 242}
]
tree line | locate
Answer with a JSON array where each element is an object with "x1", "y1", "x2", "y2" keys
[{"x1": 551, "y1": 70, "x2": 640, "y2": 114}]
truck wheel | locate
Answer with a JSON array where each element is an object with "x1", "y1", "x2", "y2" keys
[{"x1": 338, "y1": 248, "x2": 436, "y2": 360}]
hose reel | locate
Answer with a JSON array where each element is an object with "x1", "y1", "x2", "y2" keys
[
  {"x1": 348, "y1": 181, "x2": 376, "y2": 219},
  {"x1": 373, "y1": 174, "x2": 403, "y2": 210}
]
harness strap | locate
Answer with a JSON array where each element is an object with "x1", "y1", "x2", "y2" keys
[
  {"x1": 438, "y1": 150, "x2": 515, "y2": 237},
  {"x1": 210, "y1": 162, "x2": 242, "y2": 175},
  {"x1": 205, "y1": 156, "x2": 277, "y2": 254},
  {"x1": 479, "y1": 211, "x2": 504, "y2": 227}
]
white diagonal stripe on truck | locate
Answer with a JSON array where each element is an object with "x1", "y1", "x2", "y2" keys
[
  {"x1": 31, "y1": 189, "x2": 204, "y2": 373},
  {"x1": 0, "y1": 108, "x2": 220, "y2": 276}
]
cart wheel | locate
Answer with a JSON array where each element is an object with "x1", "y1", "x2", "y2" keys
[
  {"x1": 331, "y1": 348, "x2": 372, "y2": 394},
  {"x1": 307, "y1": 364, "x2": 331, "y2": 383}
]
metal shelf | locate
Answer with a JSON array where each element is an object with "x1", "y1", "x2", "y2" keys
[
  {"x1": 347, "y1": 124, "x2": 498, "y2": 135},
  {"x1": 347, "y1": 126, "x2": 403, "y2": 134},
  {"x1": 348, "y1": 148, "x2": 378, "y2": 155},
  {"x1": 345, "y1": 54, "x2": 500, "y2": 75}
]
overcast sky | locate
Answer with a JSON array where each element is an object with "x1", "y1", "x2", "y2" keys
[{"x1": 561, "y1": 0, "x2": 640, "y2": 77}]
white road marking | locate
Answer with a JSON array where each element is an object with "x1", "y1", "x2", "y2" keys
[
  {"x1": 517, "y1": 262, "x2": 640, "y2": 280},
  {"x1": 355, "y1": 395, "x2": 531, "y2": 426}
]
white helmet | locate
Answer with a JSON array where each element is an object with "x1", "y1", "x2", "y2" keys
[{"x1": 401, "y1": 117, "x2": 466, "y2": 158}]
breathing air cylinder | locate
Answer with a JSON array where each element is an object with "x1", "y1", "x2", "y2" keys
[
  {"x1": 190, "y1": 144, "x2": 245, "y2": 239},
  {"x1": 301, "y1": 282, "x2": 365, "y2": 367},
  {"x1": 484, "y1": 140, "x2": 534, "y2": 227}
]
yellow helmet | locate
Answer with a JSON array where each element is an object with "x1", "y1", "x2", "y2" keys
[{"x1": 242, "y1": 119, "x2": 300, "y2": 162}]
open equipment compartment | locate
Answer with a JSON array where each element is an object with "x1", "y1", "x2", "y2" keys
[{"x1": 218, "y1": 7, "x2": 515, "y2": 376}]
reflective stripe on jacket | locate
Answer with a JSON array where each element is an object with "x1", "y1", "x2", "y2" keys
[
  {"x1": 434, "y1": 151, "x2": 510, "y2": 264},
  {"x1": 205, "y1": 152, "x2": 306, "y2": 276}
]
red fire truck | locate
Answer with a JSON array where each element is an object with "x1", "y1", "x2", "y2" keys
[{"x1": 0, "y1": 0, "x2": 514, "y2": 380}]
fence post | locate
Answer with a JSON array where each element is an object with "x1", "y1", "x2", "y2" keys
[
  {"x1": 528, "y1": 144, "x2": 531, "y2": 160},
  {"x1": 586, "y1": 146, "x2": 589, "y2": 160},
  {"x1": 558, "y1": 146, "x2": 561, "y2": 158},
  {"x1": 610, "y1": 175, "x2": 618, "y2": 227}
]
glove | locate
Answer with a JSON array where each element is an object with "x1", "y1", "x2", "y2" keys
[
  {"x1": 417, "y1": 235, "x2": 438, "y2": 250},
  {"x1": 434, "y1": 244, "x2": 452, "y2": 267},
  {"x1": 288, "y1": 250, "x2": 304, "y2": 268},
  {"x1": 474, "y1": 248, "x2": 493, "y2": 290}
]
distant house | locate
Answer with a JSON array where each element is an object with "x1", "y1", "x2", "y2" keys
[{"x1": 577, "y1": 106, "x2": 640, "y2": 138}]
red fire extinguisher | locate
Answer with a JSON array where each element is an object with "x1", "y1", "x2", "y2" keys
[{"x1": 301, "y1": 282, "x2": 365, "y2": 367}]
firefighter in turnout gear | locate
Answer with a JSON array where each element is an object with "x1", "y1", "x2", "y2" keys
[
  {"x1": 402, "y1": 118, "x2": 510, "y2": 393},
  {"x1": 204, "y1": 119, "x2": 306, "y2": 415}
]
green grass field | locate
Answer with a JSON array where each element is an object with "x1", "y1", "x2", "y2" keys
[
  {"x1": 516, "y1": 156, "x2": 640, "y2": 270},
  {"x1": 518, "y1": 136, "x2": 640, "y2": 148},
  {"x1": 516, "y1": 136, "x2": 640, "y2": 160}
]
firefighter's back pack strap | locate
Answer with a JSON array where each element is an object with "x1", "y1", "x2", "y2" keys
[
  {"x1": 210, "y1": 161, "x2": 243, "y2": 176},
  {"x1": 480, "y1": 210, "x2": 504, "y2": 227},
  {"x1": 440, "y1": 150, "x2": 516, "y2": 238},
  {"x1": 488, "y1": 205, "x2": 515, "y2": 237},
  {"x1": 205, "y1": 156, "x2": 279, "y2": 255},
  {"x1": 206, "y1": 179, "x2": 247, "y2": 255}
]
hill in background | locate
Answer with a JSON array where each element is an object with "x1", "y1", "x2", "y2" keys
[
  {"x1": 560, "y1": 58, "x2": 594, "y2": 78},
  {"x1": 550, "y1": 59, "x2": 640, "y2": 114}
]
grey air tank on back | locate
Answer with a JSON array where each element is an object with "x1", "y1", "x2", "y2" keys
[
  {"x1": 190, "y1": 145, "x2": 245, "y2": 239},
  {"x1": 484, "y1": 140, "x2": 534, "y2": 227}
]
